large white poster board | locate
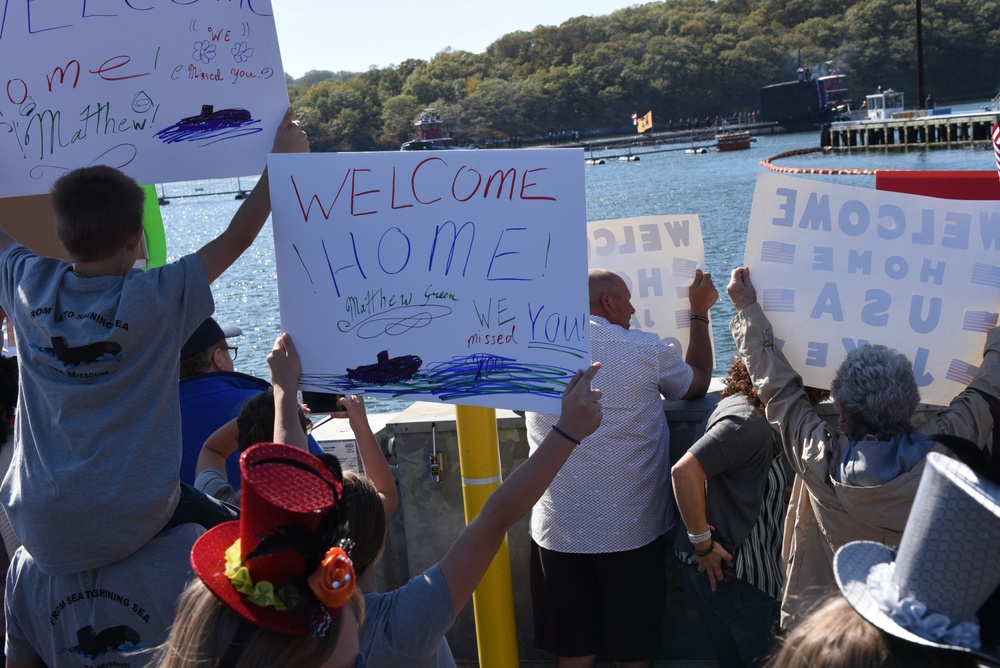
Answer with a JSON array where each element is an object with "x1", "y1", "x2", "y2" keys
[
  {"x1": 745, "y1": 172, "x2": 1000, "y2": 406},
  {"x1": 587, "y1": 215, "x2": 713, "y2": 362},
  {"x1": 269, "y1": 150, "x2": 589, "y2": 413},
  {"x1": 0, "y1": 1, "x2": 287, "y2": 197}
]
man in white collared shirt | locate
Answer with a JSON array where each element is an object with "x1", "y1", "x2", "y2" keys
[{"x1": 526, "y1": 268, "x2": 717, "y2": 668}]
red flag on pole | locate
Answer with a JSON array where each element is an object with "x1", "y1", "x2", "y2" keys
[{"x1": 992, "y1": 121, "x2": 1000, "y2": 181}]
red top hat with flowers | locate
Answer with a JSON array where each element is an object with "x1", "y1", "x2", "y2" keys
[{"x1": 191, "y1": 442, "x2": 356, "y2": 636}]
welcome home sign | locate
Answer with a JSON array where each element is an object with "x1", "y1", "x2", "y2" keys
[{"x1": 745, "y1": 172, "x2": 1000, "y2": 407}]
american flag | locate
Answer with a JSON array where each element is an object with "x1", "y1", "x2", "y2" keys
[
  {"x1": 672, "y1": 257, "x2": 697, "y2": 277},
  {"x1": 762, "y1": 288, "x2": 795, "y2": 313},
  {"x1": 760, "y1": 241, "x2": 796, "y2": 264},
  {"x1": 946, "y1": 359, "x2": 980, "y2": 386},
  {"x1": 963, "y1": 310, "x2": 999, "y2": 333},
  {"x1": 971, "y1": 262, "x2": 1000, "y2": 288},
  {"x1": 993, "y1": 122, "x2": 1000, "y2": 180}
]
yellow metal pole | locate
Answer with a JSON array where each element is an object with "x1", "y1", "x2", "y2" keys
[{"x1": 454, "y1": 405, "x2": 519, "y2": 668}]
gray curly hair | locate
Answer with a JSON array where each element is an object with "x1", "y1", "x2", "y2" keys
[{"x1": 830, "y1": 344, "x2": 920, "y2": 440}]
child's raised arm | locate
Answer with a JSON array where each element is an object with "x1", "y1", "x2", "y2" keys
[
  {"x1": 438, "y1": 363, "x2": 603, "y2": 615},
  {"x1": 336, "y1": 394, "x2": 399, "y2": 520},
  {"x1": 267, "y1": 332, "x2": 307, "y2": 450},
  {"x1": 196, "y1": 108, "x2": 309, "y2": 283},
  {"x1": 195, "y1": 419, "x2": 238, "y2": 481}
]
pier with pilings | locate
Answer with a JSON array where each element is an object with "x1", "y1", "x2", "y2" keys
[{"x1": 821, "y1": 109, "x2": 999, "y2": 149}]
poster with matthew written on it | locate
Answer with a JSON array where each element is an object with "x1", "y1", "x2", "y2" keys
[
  {"x1": 269, "y1": 150, "x2": 590, "y2": 414},
  {"x1": 745, "y1": 172, "x2": 1000, "y2": 407},
  {"x1": 0, "y1": 1, "x2": 288, "y2": 197}
]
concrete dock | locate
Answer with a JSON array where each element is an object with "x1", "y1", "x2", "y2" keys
[{"x1": 821, "y1": 109, "x2": 999, "y2": 149}]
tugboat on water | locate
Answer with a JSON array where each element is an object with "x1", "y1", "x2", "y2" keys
[
  {"x1": 715, "y1": 128, "x2": 753, "y2": 151},
  {"x1": 400, "y1": 108, "x2": 458, "y2": 150},
  {"x1": 760, "y1": 60, "x2": 853, "y2": 131}
]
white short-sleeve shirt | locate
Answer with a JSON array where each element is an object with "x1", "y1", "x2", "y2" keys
[{"x1": 526, "y1": 315, "x2": 693, "y2": 553}]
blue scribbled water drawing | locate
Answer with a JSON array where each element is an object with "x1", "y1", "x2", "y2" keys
[
  {"x1": 304, "y1": 353, "x2": 576, "y2": 401},
  {"x1": 154, "y1": 105, "x2": 262, "y2": 146}
]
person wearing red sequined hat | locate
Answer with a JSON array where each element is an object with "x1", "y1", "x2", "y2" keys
[{"x1": 153, "y1": 442, "x2": 364, "y2": 668}]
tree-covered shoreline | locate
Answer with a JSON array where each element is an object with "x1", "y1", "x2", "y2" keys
[{"x1": 286, "y1": 0, "x2": 1000, "y2": 152}]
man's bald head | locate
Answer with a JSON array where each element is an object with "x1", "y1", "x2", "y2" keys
[{"x1": 589, "y1": 269, "x2": 633, "y2": 329}]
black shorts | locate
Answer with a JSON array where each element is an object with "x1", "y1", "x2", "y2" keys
[{"x1": 530, "y1": 535, "x2": 667, "y2": 661}]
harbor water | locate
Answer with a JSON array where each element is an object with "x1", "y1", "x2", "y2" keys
[{"x1": 160, "y1": 124, "x2": 994, "y2": 414}]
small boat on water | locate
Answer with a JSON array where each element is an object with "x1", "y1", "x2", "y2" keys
[
  {"x1": 584, "y1": 158, "x2": 606, "y2": 165},
  {"x1": 860, "y1": 90, "x2": 906, "y2": 121},
  {"x1": 400, "y1": 108, "x2": 458, "y2": 151},
  {"x1": 715, "y1": 130, "x2": 752, "y2": 151},
  {"x1": 234, "y1": 176, "x2": 248, "y2": 200}
]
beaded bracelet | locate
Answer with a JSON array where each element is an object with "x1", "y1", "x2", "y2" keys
[
  {"x1": 551, "y1": 424, "x2": 581, "y2": 446},
  {"x1": 693, "y1": 538, "x2": 716, "y2": 558},
  {"x1": 690, "y1": 314, "x2": 710, "y2": 324}
]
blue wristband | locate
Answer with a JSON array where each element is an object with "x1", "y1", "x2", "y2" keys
[{"x1": 551, "y1": 424, "x2": 581, "y2": 445}]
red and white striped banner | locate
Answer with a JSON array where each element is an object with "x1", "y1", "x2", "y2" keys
[{"x1": 992, "y1": 121, "x2": 1000, "y2": 180}]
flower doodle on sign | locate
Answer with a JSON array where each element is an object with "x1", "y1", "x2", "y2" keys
[
  {"x1": 192, "y1": 40, "x2": 217, "y2": 64},
  {"x1": 232, "y1": 42, "x2": 254, "y2": 63}
]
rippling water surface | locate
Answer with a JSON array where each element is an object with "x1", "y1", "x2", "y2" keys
[{"x1": 160, "y1": 115, "x2": 993, "y2": 413}]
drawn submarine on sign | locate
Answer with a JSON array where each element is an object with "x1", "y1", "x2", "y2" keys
[
  {"x1": 347, "y1": 350, "x2": 422, "y2": 385},
  {"x1": 153, "y1": 104, "x2": 259, "y2": 144},
  {"x1": 176, "y1": 104, "x2": 252, "y2": 129}
]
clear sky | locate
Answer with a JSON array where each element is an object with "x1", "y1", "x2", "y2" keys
[{"x1": 271, "y1": 0, "x2": 639, "y2": 77}]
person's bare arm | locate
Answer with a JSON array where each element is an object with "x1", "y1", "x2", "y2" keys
[
  {"x1": 438, "y1": 363, "x2": 603, "y2": 615},
  {"x1": 196, "y1": 108, "x2": 309, "y2": 283},
  {"x1": 267, "y1": 333, "x2": 307, "y2": 450},
  {"x1": 195, "y1": 419, "x2": 238, "y2": 480},
  {"x1": 336, "y1": 394, "x2": 399, "y2": 519},
  {"x1": 682, "y1": 268, "x2": 719, "y2": 399},
  {"x1": 671, "y1": 452, "x2": 732, "y2": 591}
]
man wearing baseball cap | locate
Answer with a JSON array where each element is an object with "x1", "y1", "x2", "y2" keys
[
  {"x1": 178, "y1": 317, "x2": 324, "y2": 490},
  {"x1": 179, "y1": 317, "x2": 243, "y2": 378}
]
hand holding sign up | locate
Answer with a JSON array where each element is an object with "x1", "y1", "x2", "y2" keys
[
  {"x1": 727, "y1": 267, "x2": 757, "y2": 312},
  {"x1": 689, "y1": 269, "x2": 719, "y2": 315},
  {"x1": 272, "y1": 108, "x2": 310, "y2": 155},
  {"x1": 743, "y1": 172, "x2": 1000, "y2": 405},
  {"x1": 555, "y1": 362, "x2": 603, "y2": 443}
]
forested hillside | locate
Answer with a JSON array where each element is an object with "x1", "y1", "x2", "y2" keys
[{"x1": 285, "y1": 0, "x2": 1000, "y2": 151}]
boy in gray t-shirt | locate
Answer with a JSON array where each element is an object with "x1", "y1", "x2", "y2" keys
[
  {"x1": 0, "y1": 109, "x2": 308, "y2": 575},
  {"x1": 5, "y1": 524, "x2": 204, "y2": 667}
]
